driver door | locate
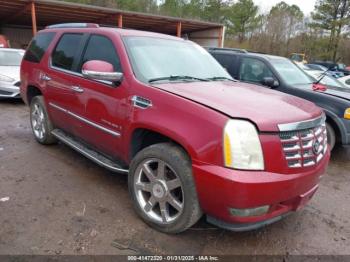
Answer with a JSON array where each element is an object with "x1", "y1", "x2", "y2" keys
[{"x1": 72, "y1": 34, "x2": 128, "y2": 159}]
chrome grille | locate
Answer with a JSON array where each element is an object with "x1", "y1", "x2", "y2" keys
[{"x1": 279, "y1": 123, "x2": 327, "y2": 168}]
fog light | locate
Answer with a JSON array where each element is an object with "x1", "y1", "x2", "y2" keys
[{"x1": 229, "y1": 205, "x2": 270, "y2": 217}]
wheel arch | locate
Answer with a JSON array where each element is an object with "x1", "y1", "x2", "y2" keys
[
  {"x1": 128, "y1": 126, "x2": 194, "y2": 163},
  {"x1": 26, "y1": 85, "x2": 43, "y2": 105},
  {"x1": 324, "y1": 109, "x2": 347, "y2": 144}
]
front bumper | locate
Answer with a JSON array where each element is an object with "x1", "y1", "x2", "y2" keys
[
  {"x1": 0, "y1": 81, "x2": 21, "y2": 98},
  {"x1": 192, "y1": 149, "x2": 330, "y2": 231}
]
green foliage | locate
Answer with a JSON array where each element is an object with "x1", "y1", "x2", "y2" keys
[{"x1": 58, "y1": 0, "x2": 350, "y2": 64}]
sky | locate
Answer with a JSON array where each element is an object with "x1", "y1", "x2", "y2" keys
[{"x1": 253, "y1": 0, "x2": 317, "y2": 15}]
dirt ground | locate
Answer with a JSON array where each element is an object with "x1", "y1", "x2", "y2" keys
[{"x1": 0, "y1": 100, "x2": 350, "y2": 256}]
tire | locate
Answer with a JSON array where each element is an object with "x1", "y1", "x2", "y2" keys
[
  {"x1": 326, "y1": 123, "x2": 336, "y2": 151},
  {"x1": 128, "y1": 143, "x2": 202, "y2": 233},
  {"x1": 30, "y1": 96, "x2": 57, "y2": 145}
]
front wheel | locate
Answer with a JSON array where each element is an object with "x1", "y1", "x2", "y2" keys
[
  {"x1": 128, "y1": 143, "x2": 202, "y2": 233},
  {"x1": 326, "y1": 123, "x2": 336, "y2": 151}
]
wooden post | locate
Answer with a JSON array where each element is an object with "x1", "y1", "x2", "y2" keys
[
  {"x1": 117, "y1": 14, "x2": 123, "y2": 28},
  {"x1": 31, "y1": 1, "x2": 37, "y2": 36},
  {"x1": 218, "y1": 26, "x2": 224, "y2": 47},
  {"x1": 176, "y1": 21, "x2": 182, "y2": 37}
]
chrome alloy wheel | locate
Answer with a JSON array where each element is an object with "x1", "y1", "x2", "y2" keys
[
  {"x1": 134, "y1": 158, "x2": 184, "y2": 224},
  {"x1": 31, "y1": 103, "x2": 46, "y2": 140}
]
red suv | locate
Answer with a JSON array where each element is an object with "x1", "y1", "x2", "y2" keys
[{"x1": 20, "y1": 23, "x2": 330, "y2": 233}]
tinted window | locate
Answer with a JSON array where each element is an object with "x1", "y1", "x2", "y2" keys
[
  {"x1": 239, "y1": 57, "x2": 274, "y2": 84},
  {"x1": 52, "y1": 34, "x2": 83, "y2": 71},
  {"x1": 212, "y1": 53, "x2": 236, "y2": 75},
  {"x1": 24, "y1": 32, "x2": 55, "y2": 63},
  {"x1": 80, "y1": 35, "x2": 121, "y2": 72}
]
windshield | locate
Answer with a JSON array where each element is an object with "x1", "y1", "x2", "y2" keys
[
  {"x1": 271, "y1": 58, "x2": 312, "y2": 85},
  {"x1": 123, "y1": 36, "x2": 231, "y2": 83},
  {"x1": 0, "y1": 50, "x2": 24, "y2": 66}
]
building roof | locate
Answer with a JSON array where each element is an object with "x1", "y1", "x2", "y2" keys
[{"x1": 0, "y1": 0, "x2": 223, "y2": 35}]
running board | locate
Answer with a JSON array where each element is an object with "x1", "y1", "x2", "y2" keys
[{"x1": 51, "y1": 129, "x2": 129, "y2": 174}]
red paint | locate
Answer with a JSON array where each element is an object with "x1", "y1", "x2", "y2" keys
[
  {"x1": 82, "y1": 60, "x2": 114, "y2": 72},
  {"x1": 20, "y1": 27, "x2": 330, "y2": 229},
  {"x1": 0, "y1": 35, "x2": 9, "y2": 48},
  {"x1": 312, "y1": 83, "x2": 327, "y2": 92}
]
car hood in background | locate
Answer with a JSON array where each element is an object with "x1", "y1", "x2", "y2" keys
[
  {"x1": 322, "y1": 86, "x2": 350, "y2": 101},
  {"x1": 0, "y1": 66, "x2": 20, "y2": 81},
  {"x1": 153, "y1": 81, "x2": 322, "y2": 132}
]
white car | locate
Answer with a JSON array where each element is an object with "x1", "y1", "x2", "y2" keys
[
  {"x1": 338, "y1": 75, "x2": 350, "y2": 88},
  {"x1": 0, "y1": 48, "x2": 25, "y2": 98}
]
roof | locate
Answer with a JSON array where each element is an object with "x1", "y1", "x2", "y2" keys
[
  {"x1": 43, "y1": 26, "x2": 185, "y2": 41},
  {"x1": 0, "y1": 0, "x2": 223, "y2": 34}
]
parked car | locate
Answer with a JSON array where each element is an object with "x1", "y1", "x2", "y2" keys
[
  {"x1": 306, "y1": 64, "x2": 344, "y2": 78},
  {"x1": 339, "y1": 75, "x2": 350, "y2": 88},
  {"x1": 0, "y1": 35, "x2": 9, "y2": 48},
  {"x1": 21, "y1": 24, "x2": 329, "y2": 233},
  {"x1": 296, "y1": 63, "x2": 346, "y2": 89},
  {"x1": 209, "y1": 48, "x2": 350, "y2": 150},
  {"x1": 0, "y1": 48, "x2": 24, "y2": 98},
  {"x1": 312, "y1": 61, "x2": 350, "y2": 76}
]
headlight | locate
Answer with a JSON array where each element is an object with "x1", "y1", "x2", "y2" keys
[
  {"x1": 344, "y1": 108, "x2": 350, "y2": 120},
  {"x1": 0, "y1": 74, "x2": 14, "y2": 83},
  {"x1": 223, "y1": 119, "x2": 264, "y2": 170}
]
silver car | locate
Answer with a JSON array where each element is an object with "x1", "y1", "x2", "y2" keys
[{"x1": 0, "y1": 48, "x2": 24, "y2": 98}]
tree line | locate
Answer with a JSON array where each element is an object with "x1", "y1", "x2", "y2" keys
[{"x1": 61, "y1": 0, "x2": 350, "y2": 64}]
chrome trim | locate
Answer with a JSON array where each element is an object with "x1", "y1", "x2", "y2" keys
[
  {"x1": 49, "y1": 102, "x2": 120, "y2": 137},
  {"x1": 49, "y1": 102, "x2": 67, "y2": 113},
  {"x1": 51, "y1": 130, "x2": 128, "y2": 174},
  {"x1": 82, "y1": 69, "x2": 123, "y2": 82},
  {"x1": 278, "y1": 114, "x2": 326, "y2": 132},
  {"x1": 131, "y1": 95, "x2": 152, "y2": 109}
]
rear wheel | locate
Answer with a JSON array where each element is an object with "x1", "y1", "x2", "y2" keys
[
  {"x1": 30, "y1": 96, "x2": 57, "y2": 145},
  {"x1": 326, "y1": 123, "x2": 336, "y2": 151},
  {"x1": 128, "y1": 143, "x2": 202, "y2": 233}
]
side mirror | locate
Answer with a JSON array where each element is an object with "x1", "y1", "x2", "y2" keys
[
  {"x1": 262, "y1": 77, "x2": 279, "y2": 88},
  {"x1": 82, "y1": 60, "x2": 123, "y2": 83}
]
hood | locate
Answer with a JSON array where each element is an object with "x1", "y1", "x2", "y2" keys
[
  {"x1": 153, "y1": 81, "x2": 322, "y2": 132},
  {"x1": 0, "y1": 66, "x2": 20, "y2": 81},
  {"x1": 322, "y1": 86, "x2": 350, "y2": 101}
]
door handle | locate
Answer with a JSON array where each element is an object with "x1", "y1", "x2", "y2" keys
[
  {"x1": 71, "y1": 85, "x2": 84, "y2": 93},
  {"x1": 40, "y1": 73, "x2": 51, "y2": 81}
]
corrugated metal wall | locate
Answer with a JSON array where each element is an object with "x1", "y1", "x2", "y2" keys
[{"x1": 0, "y1": 26, "x2": 33, "y2": 49}]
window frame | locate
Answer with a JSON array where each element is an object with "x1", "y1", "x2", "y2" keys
[
  {"x1": 238, "y1": 56, "x2": 277, "y2": 87},
  {"x1": 77, "y1": 33, "x2": 123, "y2": 74},
  {"x1": 50, "y1": 32, "x2": 87, "y2": 73},
  {"x1": 24, "y1": 32, "x2": 56, "y2": 64}
]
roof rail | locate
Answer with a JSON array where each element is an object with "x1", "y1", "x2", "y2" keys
[
  {"x1": 206, "y1": 47, "x2": 248, "y2": 53},
  {"x1": 46, "y1": 23, "x2": 99, "y2": 29}
]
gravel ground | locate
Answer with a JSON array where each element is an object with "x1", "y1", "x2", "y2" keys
[{"x1": 0, "y1": 100, "x2": 349, "y2": 256}]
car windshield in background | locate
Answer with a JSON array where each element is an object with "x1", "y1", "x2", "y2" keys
[
  {"x1": 123, "y1": 36, "x2": 232, "y2": 83},
  {"x1": 270, "y1": 58, "x2": 312, "y2": 85},
  {"x1": 0, "y1": 50, "x2": 24, "y2": 66}
]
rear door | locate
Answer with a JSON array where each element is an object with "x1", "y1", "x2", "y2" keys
[
  {"x1": 211, "y1": 53, "x2": 238, "y2": 77},
  {"x1": 45, "y1": 33, "x2": 87, "y2": 134}
]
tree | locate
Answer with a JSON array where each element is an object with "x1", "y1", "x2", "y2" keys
[
  {"x1": 312, "y1": 0, "x2": 350, "y2": 61},
  {"x1": 225, "y1": 0, "x2": 259, "y2": 43}
]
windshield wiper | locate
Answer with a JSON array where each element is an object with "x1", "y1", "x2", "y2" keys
[
  {"x1": 206, "y1": 76, "x2": 237, "y2": 82},
  {"x1": 148, "y1": 75, "x2": 209, "y2": 83},
  {"x1": 314, "y1": 57, "x2": 341, "y2": 85}
]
